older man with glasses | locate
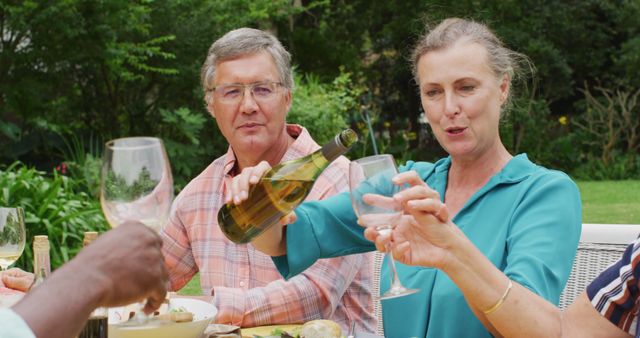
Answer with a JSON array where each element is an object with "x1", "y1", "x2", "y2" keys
[{"x1": 160, "y1": 28, "x2": 375, "y2": 333}]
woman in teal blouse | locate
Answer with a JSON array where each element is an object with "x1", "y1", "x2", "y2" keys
[{"x1": 231, "y1": 18, "x2": 581, "y2": 338}]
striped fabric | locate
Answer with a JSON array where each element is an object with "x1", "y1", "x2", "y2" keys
[
  {"x1": 161, "y1": 125, "x2": 375, "y2": 332},
  {"x1": 587, "y1": 236, "x2": 640, "y2": 335}
]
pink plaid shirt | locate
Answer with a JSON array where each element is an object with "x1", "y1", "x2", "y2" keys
[{"x1": 161, "y1": 125, "x2": 375, "y2": 332}]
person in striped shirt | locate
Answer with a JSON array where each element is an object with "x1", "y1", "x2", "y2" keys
[
  {"x1": 585, "y1": 237, "x2": 640, "y2": 336},
  {"x1": 160, "y1": 27, "x2": 375, "y2": 333}
]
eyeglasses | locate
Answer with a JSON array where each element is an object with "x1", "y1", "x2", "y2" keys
[{"x1": 209, "y1": 81, "x2": 284, "y2": 104}]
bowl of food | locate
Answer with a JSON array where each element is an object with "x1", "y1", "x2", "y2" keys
[{"x1": 108, "y1": 297, "x2": 217, "y2": 338}]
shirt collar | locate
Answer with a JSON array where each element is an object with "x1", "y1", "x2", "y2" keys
[
  {"x1": 430, "y1": 153, "x2": 536, "y2": 221},
  {"x1": 433, "y1": 153, "x2": 535, "y2": 184},
  {"x1": 222, "y1": 124, "x2": 317, "y2": 177}
]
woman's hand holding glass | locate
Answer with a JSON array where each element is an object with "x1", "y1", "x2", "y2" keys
[
  {"x1": 362, "y1": 170, "x2": 454, "y2": 269},
  {"x1": 350, "y1": 155, "x2": 418, "y2": 299}
]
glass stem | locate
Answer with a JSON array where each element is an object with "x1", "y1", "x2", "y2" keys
[{"x1": 385, "y1": 244, "x2": 402, "y2": 290}]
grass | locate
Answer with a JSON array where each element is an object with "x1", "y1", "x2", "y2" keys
[
  {"x1": 176, "y1": 180, "x2": 640, "y2": 295},
  {"x1": 178, "y1": 275, "x2": 201, "y2": 296},
  {"x1": 576, "y1": 180, "x2": 640, "y2": 224}
]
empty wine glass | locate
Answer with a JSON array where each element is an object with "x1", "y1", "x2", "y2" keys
[
  {"x1": 100, "y1": 137, "x2": 173, "y2": 232},
  {"x1": 350, "y1": 154, "x2": 418, "y2": 300},
  {"x1": 0, "y1": 207, "x2": 26, "y2": 271},
  {"x1": 100, "y1": 137, "x2": 173, "y2": 322}
]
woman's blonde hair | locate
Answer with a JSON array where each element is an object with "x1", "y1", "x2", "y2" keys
[{"x1": 411, "y1": 18, "x2": 533, "y2": 105}]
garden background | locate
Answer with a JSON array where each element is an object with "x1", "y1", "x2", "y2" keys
[{"x1": 1, "y1": 0, "x2": 639, "y2": 272}]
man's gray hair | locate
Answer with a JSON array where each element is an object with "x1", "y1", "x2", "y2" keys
[{"x1": 201, "y1": 28, "x2": 294, "y2": 93}]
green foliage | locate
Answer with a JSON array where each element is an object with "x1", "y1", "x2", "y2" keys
[
  {"x1": 0, "y1": 162, "x2": 108, "y2": 271},
  {"x1": 0, "y1": 0, "x2": 179, "y2": 166},
  {"x1": 179, "y1": 273, "x2": 202, "y2": 295},
  {"x1": 64, "y1": 154, "x2": 102, "y2": 199},
  {"x1": 573, "y1": 155, "x2": 640, "y2": 181},
  {"x1": 350, "y1": 115, "x2": 418, "y2": 164},
  {"x1": 0, "y1": 210, "x2": 24, "y2": 246},
  {"x1": 52, "y1": 132, "x2": 104, "y2": 198},
  {"x1": 569, "y1": 85, "x2": 640, "y2": 178},
  {"x1": 157, "y1": 107, "x2": 217, "y2": 190},
  {"x1": 499, "y1": 95, "x2": 561, "y2": 167},
  {"x1": 103, "y1": 167, "x2": 158, "y2": 201},
  {"x1": 288, "y1": 71, "x2": 359, "y2": 145},
  {"x1": 2, "y1": 0, "x2": 640, "y2": 179}
]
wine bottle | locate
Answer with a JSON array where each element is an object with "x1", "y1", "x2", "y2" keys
[
  {"x1": 31, "y1": 235, "x2": 50, "y2": 289},
  {"x1": 218, "y1": 129, "x2": 358, "y2": 244},
  {"x1": 78, "y1": 231, "x2": 108, "y2": 338}
]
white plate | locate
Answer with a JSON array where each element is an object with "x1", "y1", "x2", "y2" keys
[{"x1": 108, "y1": 298, "x2": 217, "y2": 338}]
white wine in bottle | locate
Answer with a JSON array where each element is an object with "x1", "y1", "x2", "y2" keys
[{"x1": 218, "y1": 129, "x2": 358, "y2": 244}]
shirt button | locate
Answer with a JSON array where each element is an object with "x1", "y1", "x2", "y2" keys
[{"x1": 239, "y1": 281, "x2": 245, "y2": 287}]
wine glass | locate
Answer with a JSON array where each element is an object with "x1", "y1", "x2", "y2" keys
[
  {"x1": 0, "y1": 207, "x2": 26, "y2": 271},
  {"x1": 349, "y1": 154, "x2": 418, "y2": 300},
  {"x1": 100, "y1": 137, "x2": 173, "y2": 322},
  {"x1": 100, "y1": 137, "x2": 173, "y2": 232}
]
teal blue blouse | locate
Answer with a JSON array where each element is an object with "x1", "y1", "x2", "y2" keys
[{"x1": 273, "y1": 154, "x2": 582, "y2": 338}]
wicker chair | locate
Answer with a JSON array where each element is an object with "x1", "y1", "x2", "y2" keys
[{"x1": 558, "y1": 223, "x2": 640, "y2": 309}]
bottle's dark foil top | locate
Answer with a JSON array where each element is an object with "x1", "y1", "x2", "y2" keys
[
  {"x1": 322, "y1": 129, "x2": 358, "y2": 162},
  {"x1": 337, "y1": 129, "x2": 358, "y2": 149}
]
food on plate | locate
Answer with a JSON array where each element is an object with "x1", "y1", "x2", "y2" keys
[
  {"x1": 240, "y1": 324, "x2": 301, "y2": 338},
  {"x1": 205, "y1": 323, "x2": 243, "y2": 337},
  {"x1": 114, "y1": 299, "x2": 194, "y2": 324},
  {"x1": 156, "y1": 306, "x2": 194, "y2": 323},
  {"x1": 249, "y1": 320, "x2": 342, "y2": 338},
  {"x1": 299, "y1": 320, "x2": 342, "y2": 338}
]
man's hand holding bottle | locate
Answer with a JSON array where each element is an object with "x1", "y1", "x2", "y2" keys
[{"x1": 226, "y1": 160, "x2": 295, "y2": 257}]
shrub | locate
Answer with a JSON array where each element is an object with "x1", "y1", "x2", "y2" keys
[
  {"x1": 55, "y1": 132, "x2": 104, "y2": 199},
  {"x1": 157, "y1": 107, "x2": 217, "y2": 190},
  {"x1": 575, "y1": 86, "x2": 640, "y2": 159},
  {"x1": 573, "y1": 154, "x2": 640, "y2": 180},
  {"x1": 288, "y1": 71, "x2": 360, "y2": 145},
  {"x1": 0, "y1": 162, "x2": 108, "y2": 271}
]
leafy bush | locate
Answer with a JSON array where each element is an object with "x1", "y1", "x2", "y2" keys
[
  {"x1": 287, "y1": 70, "x2": 418, "y2": 162},
  {"x1": 157, "y1": 107, "x2": 218, "y2": 190},
  {"x1": 573, "y1": 86, "x2": 640, "y2": 162},
  {"x1": 350, "y1": 117, "x2": 419, "y2": 164},
  {"x1": 0, "y1": 162, "x2": 108, "y2": 271},
  {"x1": 288, "y1": 71, "x2": 360, "y2": 145},
  {"x1": 55, "y1": 132, "x2": 104, "y2": 199},
  {"x1": 573, "y1": 154, "x2": 640, "y2": 180}
]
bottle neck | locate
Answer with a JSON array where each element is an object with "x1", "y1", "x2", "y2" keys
[
  {"x1": 321, "y1": 134, "x2": 349, "y2": 162},
  {"x1": 33, "y1": 250, "x2": 51, "y2": 278}
]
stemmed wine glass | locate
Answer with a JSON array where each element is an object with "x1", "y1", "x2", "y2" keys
[
  {"x1": 0, "y1": 207, "x2": 26, "y2": 272},
  {"x1": 100, "y1": 137, "x2": 173, "y2": 322},
  {"x1": 100, "y1": 137, "x2": 173, "y2": 232},
  {"x1": 349, "y1": 154, "x2": 418, "y2": 300}
]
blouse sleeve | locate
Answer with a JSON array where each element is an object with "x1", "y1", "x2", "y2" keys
[{"x1": 502, "y1": 172, "x2": 582, "y2": 303}]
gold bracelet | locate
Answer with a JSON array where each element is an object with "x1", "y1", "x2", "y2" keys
[{"x1": 482, "y1": 279, "x2": 513, "y2": 315}]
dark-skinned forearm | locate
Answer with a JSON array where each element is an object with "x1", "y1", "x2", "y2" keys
[{"x1": 12, "y1": 258, "x2": 107, "y2": 338}]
